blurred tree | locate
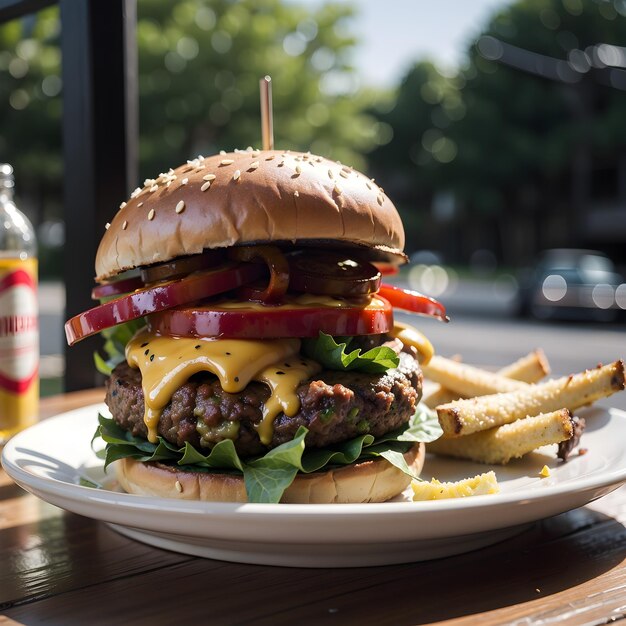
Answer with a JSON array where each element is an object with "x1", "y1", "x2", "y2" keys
[
  {"x1": 370, "y1": 0, "x2": 626, "y2": 265},
  {"x1": 135, "y1": 0, "x2": 385, "y2": 177},
  {"x1": 0, "y1": 1, "x2": 389, "y2": 233},
  {"x1": 366, "y1": 61, "x2": 462, "y2": 254},
  {"x1": 445, "y1": 0, "x2": 626, "y2": 265},
  {"x1": 0, "y1": 8, "x2": 62, "y2": 277},
  {"x1": 0, "y1": 9, "x2": 62, "y2": 210}
]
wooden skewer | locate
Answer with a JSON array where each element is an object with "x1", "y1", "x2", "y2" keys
[{"x1": 260, "y1": 75, "x2": 274, "y2": 151}]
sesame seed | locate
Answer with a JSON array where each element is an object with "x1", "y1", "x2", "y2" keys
[
  {"x1": 294, "y1": 190, "x2": 299, "y2": 197},
  {"x1": 131, "y1": 187, "x2": 141, "y2": 198},
  {"x1": 377, "y1": 196, "x2": 383, "y2": 206},
  {"x1": 334, "y1": 184, "x2": 343, "y2": 195},
  {"x1": 219, "y1": 150, "x2": 226, "y2": 155},
  {"x1": 120, "y1": 201, "x2": 126, "y2": 209},
  {"x1": 122, "y1": 221, "x2": 128, "y2": 230},
  {"x1": 251, "y1": 151, "x2": 260, "y2": 157},
  {"x1": 181, "y1": 178, "x2": 188, "y2": 185},
  {"x1": 144, "y1": 178, "x2": 156, "y2": 187},
  {"x1": 278, "y1": 160, "x2": 285, "y2": 167},
  {"x1": 175, "y1": 480, "x2": 183, "y2": 493},
  {"x1": 138, "y1": 202, "x2": 143, "y2": 207},
  {"x1": 295, "y1": 165, "x2": 302, "y2": 175},
  {"x1": 233, "y1": 169, "x2": 241, "y2": 181},
  {"x1": 201, "y1": 181, "x2": 211, "y2": 191},
  {"x1": 203, "y1": 174, "x2": 216, "y2": 181},
  {"x1": 246, "y1": 146, "x2": 253, "y2": 152},
  {"x1": 220, "y1": 159, "x2": 234, "y2": 166},
  {"x1": 175, "y1": 200, "x2": 185, "y2": 214},
  {"x1": 150, "y1": 185, "x2": 158, "y2": 192},
  {"x1": 328, "y1": 170, "x2": 334, "y2": 179},
  {"x1": 366, "y1": 182, "x2": 372, "y2": 190},
  {"x1": 166, "y1": 181, "x2": 172, "y2": 187},
  {"x1": 339, "y1": 170, "x2": 349, "y2": 178},
  {"x1": 266, "y1": 156, "x2": 275, "y2": 161},
  {"x1": 105, "y1": 222, "x2": 110, "y2": 230},
  {"x1": 316, "y1": 157, "x2": 323, "y2": 163},
  {"x1": 249, "y1": 161, "x2": 259, "y2": 170},
  {"x1": 148, "y1": 208, "x2": 155, "y2": 220}
]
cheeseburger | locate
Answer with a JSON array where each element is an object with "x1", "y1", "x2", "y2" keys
[{"x1": 65, "y1": 148, "x2": 447, "y2": 504}]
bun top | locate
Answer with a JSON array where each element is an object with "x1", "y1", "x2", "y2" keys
[{"x1": 95, "y1": 149, "x2": 405, "y2": 281}]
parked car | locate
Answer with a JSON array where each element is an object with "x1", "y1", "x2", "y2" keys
[{"x1": 517, "y1": 249, "x2": 625, "y2": 322}]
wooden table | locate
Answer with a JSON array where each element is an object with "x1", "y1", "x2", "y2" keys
[{"x1": 1, "y1": 390, "x2": 625, "y2": 625}]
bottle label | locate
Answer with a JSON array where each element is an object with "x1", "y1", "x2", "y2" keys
[{"x1": 0, "y1": 257, "x2": 38, "y2": 436}]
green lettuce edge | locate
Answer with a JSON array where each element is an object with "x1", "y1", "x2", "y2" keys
[{"x1": 94, "y1": 403, "x2": 442, "y2": 504}]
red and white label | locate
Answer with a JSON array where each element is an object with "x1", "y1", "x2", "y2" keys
[{"x1": 0, "y1": 267, "x2": 38, "y2": 393}]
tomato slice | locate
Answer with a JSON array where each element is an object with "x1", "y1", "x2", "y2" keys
[
  {"x1": 378, "y1": 284, "x2": 448, "y2": 321},
  {"x1": 65, "y1": 263, "x2": 265, "y2": 345},
  {"x1": 147, "y1": 296, "x2": 394, "y2": 339},
  {"x1": 287, "y1": 251, "x2": 381, "y2": 297},
  {"x1": 91, "y1": 275, "x2": 145, "y2": 300},
  {"x1": 140, "y1": 250, "x2": 225, "y2": 283}
]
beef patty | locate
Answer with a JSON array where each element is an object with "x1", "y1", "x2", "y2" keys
[{"x1": 105, "y1": 351, "x2": 422, "y2": 458}]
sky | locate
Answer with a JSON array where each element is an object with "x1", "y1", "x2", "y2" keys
[{"x1": 347, "y1": 0, "x2": 514, "y2": 86}]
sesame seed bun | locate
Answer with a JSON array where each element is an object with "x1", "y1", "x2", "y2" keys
[
  {"x1": 95, "y1": 149, "x2": 406, "y2": 281},
  {"x1": 114, "y1": 442, "x2": 424, "y2": 504}
]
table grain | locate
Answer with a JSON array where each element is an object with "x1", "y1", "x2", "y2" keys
[{"x1": 1, "y1": 390, "x2": 624, "y2": 625}]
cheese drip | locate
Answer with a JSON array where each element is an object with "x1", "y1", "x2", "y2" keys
[
  {"x1": 126, "y1": 329, "x2": 320, "y2": 445},
  {"x1": 390, "y1": 321, "x2": 435, "y2": 365}
]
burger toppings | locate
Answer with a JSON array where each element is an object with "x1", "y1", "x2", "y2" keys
[
  {"x1": 139, "y1": 250, "x2": 224, "y2": 283},
  {"x1": 126, "y1": 329, "x2": 320, "y2": 444},
  {"x1": 287, "y1": 251, "x2": 381, "y2": 297},
  {"x1": 229, "y1": 245, "x2": 290, "y2": 303},
  {"x1": 146, "y1": 295, "x2": 394, "y2": 339},
  {"x1": 65, "y1": 262, "x2": 265, "y2": 344},
  {"x1": 71, "y1": 148, "x2": 451, "y2": 503}
]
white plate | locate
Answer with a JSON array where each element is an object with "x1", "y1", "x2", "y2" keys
[{"x1": 3, "y1": 404, "x2": 626, "y2": 567}]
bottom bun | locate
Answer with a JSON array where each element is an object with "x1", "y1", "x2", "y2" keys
[{"x1": 114, "y1": 442, "x2": 425, "y2": 504}]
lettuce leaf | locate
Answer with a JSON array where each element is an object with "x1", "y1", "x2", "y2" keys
[
  {"x1": 94, "y1": 403, "x2": 442, "y2": 503},
  {"x1": 302, "y1": 332, "x2": 399, "y2": 374},
  {"x1": 94, "y1": 318, "x2": 145, "y2": 375}
]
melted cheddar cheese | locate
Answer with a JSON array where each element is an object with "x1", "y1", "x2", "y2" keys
[{"x1": 126, "y1": 329, "x2": 321, "y2": 445}]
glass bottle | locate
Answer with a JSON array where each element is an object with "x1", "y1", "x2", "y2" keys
[{"x1": 0, "y1": 163, "x2": 38, "y2": 444}]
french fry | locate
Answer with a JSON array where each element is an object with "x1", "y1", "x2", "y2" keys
[
  {"x1": 422, "y1": 355, "x2": 529, "y2": 398},
  {"x1": 497, "y1": 349, "x2": 550, "y2": 383},
  {"x1": 428, "y1": 409, "x2": 573, "y2": 464},
  {"x1": 437, "y1": 360, "x2": 625, "y2": 437},
  {"x1": 422, "y1": 349, "x2": 550, "y2": 409},
  {"x1": 411, "y1": 471, "x2": 499, "y2": 500}
]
